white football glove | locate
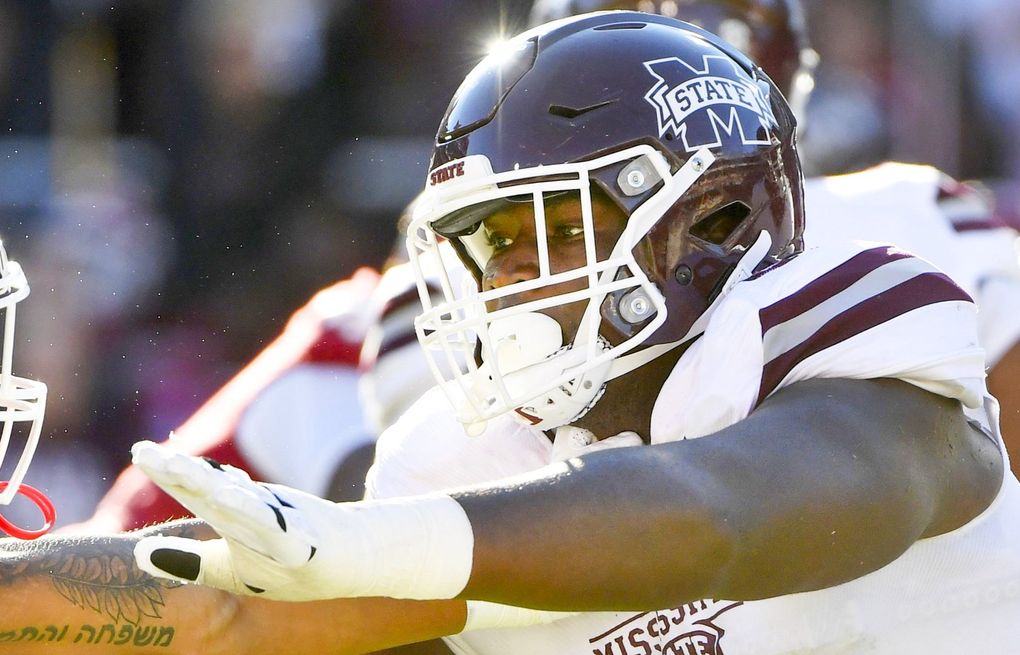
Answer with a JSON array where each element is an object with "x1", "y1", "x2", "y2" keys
[{"x1": 131, "y1": 441, "x2": 474, "y2": 602}]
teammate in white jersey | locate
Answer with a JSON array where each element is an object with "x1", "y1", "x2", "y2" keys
[{"x1": 114, "y1": 12, "x2": 1016, "y2": 654}]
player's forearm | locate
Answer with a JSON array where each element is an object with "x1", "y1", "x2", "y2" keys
[
  {"x1": 0, "y1": 520, "x2": 236, "y2": 653},
  {"x1": 0, "y1": 519, "x2": 466, "y2": 654},
  {"x1": 227, "y1": 596, "x2": 466, "y2": 655},
  {"x1": 457, "y1": 425, "x2": 880, "y2": 610},
  {"x1": 453, "y1": 445, "x2": 732, "y2": 611}
]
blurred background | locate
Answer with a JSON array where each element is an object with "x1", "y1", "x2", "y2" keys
[{"x1": 0, "y1": 0, "x2": 1018, "y2": 526}]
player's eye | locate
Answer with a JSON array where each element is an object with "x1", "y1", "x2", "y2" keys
[
  {"x1": 487, "y1": 232, "x2": 514, "y2": 251},
  {"x1": 554, "y1": 224, "x2": 584, "y2": 240}
]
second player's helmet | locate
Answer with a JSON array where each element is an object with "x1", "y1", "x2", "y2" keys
[
  {"x1": 408, "y1": 11, "x2": 803, "y2": 432},
  {"x1": 529, "y1": 0, "x2": 816, "y2": 116},
  {"x1": 0, "y1": 240, "x2": 52, "y2": 538}
]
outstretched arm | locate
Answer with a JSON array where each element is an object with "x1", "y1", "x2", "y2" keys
[
  {"x1": 135, "y1": 378, "x2": 1001, "y2": 612},
  {"x1": 460, "y1": 377, "x2": 1001, "y2": 609},
  {"x1": 0, "y1": 520, "x2": 465, "y2": 654}
]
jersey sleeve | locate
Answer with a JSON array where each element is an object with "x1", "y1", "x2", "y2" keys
[
  {"x1": 752, "y1": 244, "x2": 983, "y2": 407},
  {"x1": 652, "y1": 243, "x2": 987, "y2": 444}
]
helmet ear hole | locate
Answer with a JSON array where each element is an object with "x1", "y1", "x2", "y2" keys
[{"x1": 689, "y1": 202, "x2": 751, "y2": 246}]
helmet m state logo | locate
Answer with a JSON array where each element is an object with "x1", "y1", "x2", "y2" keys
[{"x1": 643, "y1": 54, "x2": 777, "y2": 153}]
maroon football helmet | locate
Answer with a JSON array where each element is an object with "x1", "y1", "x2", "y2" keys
[
  {"x1": 407, "y1": 11, "x2": 804, "y2": 431},
  {"x1": 530, "y1": 0, "x2": 816, "y2": 114}
]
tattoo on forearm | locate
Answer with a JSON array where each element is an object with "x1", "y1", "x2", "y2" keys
[
  {"x1": 0, "y1": 623, "x2": 175, "y2": 647},
  {"x1": 0, "y1": 522, "x2": 201, "y2": 625},
  {"x1": 46, "y1": 543, "x2": 181, "y2": 625}
]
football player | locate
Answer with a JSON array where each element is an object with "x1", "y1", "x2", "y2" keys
[
  {"x1": 125, "y1": 12, "x2": 1019, "y2": 653},
  {"x1": 1, "y1": 11, "x2": 1015, "y2": 655}
]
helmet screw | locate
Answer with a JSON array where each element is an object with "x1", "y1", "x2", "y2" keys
[
  {"x1": 628, "y1": 294, "x2": 649, "y2": 316},
  {"x1": 619, "y1": 289, "x2": 654, "y2": 324},
  {"x1": 674, "y1": 264, "x2": 694, "y2": 286},
  {"x1": 627, "y1": 170, "x2": 646, "y2": 188},
  {"x1": 691, "y1": 157, "x2": 705, "y2": 172}
]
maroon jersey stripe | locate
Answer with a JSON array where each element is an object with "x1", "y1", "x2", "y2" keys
[
  {"x1": 757, "y1": 272, "x2": 971, "y2": 405},
  {"x1": 377, "y1": 330, "x2": 420, "y2": 359},
  {"x1": 759, "y1": 246, "x2": 914, "y2": 333},
  {"x1": 381, "y1": 285, "x2": 423, "y2": 320},
  {"x1": 950, "y1": 216, "x2": 1012, "y2": 233}
]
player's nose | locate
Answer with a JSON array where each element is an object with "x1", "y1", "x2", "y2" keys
[{"x1": 483, "y1": 244, "x2": 540, "y2": 290}]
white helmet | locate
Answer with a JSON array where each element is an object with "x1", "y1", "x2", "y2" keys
[{"x1": 0, "y1": 241, "x2": 52, "y2": 538}]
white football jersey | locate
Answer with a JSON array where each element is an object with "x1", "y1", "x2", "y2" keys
[
  {"x1": 367, "y1": 241, "x2": 1020, "y2": 655},
  {"x1": 805, "y1": 162, "x2": 1020, "y2": 366}
]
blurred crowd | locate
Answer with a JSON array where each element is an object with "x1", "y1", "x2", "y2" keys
[{"x1": 0, "y1": 0, "x2": 1018, "y2": 526}]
